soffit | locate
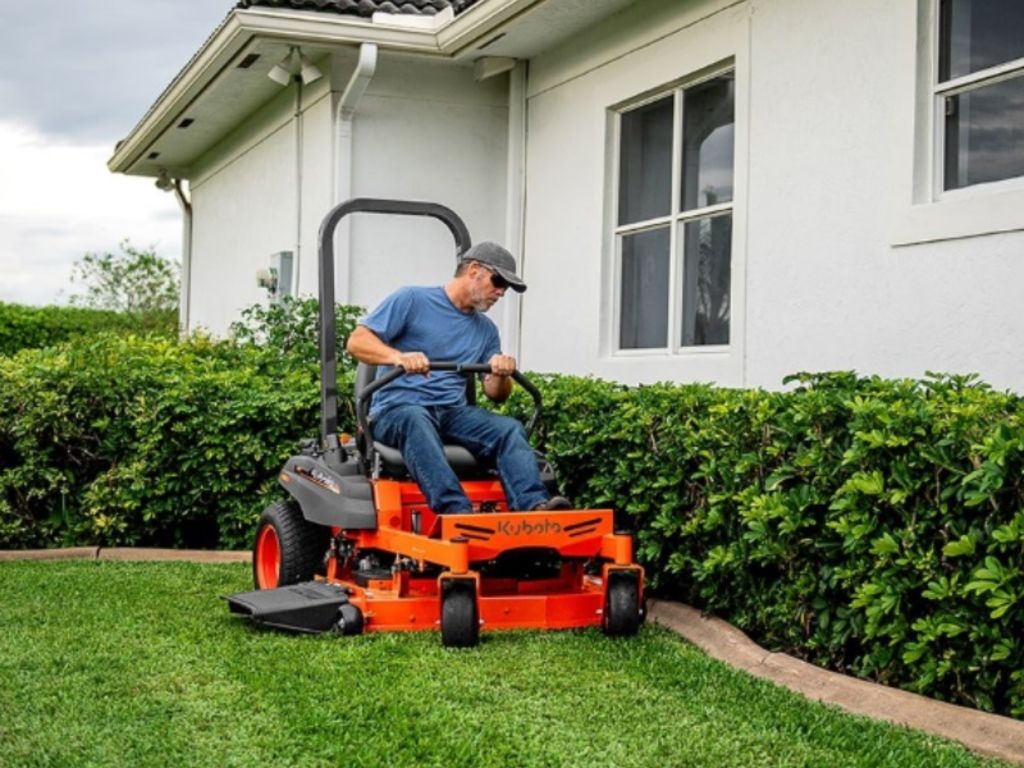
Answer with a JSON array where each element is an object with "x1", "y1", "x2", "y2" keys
[{"x1": 109, "y1": 0, "x2": 639, "y2": 178}]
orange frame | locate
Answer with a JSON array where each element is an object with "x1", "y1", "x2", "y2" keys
[{"x1": 320, "y1": 479, "x2": 643, "y2": 634}]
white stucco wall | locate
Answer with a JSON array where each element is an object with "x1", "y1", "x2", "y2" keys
[
  {"x1": 342, "y1": 53, "x2": 509, "y2": 320},
  {"x1": 186, "y1": 50, "x2": 509, "y2": 342},
  {"x1": 188, "y1": 82, "x2": 334, "y2": 334},
  {"x1": 520, "y1": 0, "x2": 1024, "y2": 392}
]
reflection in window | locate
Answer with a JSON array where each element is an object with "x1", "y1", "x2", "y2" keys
[
  {"x1": 618, "y1": 97, "x2": 673, "y2": 225},
  {"x1": 682, "y1": 76, "x2": 735, "y2": 210},
  {"x1": 619, "y1": 228, "x2": 670, "y2": 349},
  {"x1": 940, "y1": 0, "x2": 1024, "y2": 81},
  {"x1": 938, "y1": 0, "x2": 1024, "y2": 191},
  {"x1": 681, "y1": 215, "x2": 731, "y2": 346},
  {"x1": 945, "y1": 77, "x2": 1024, "y2": 190}
]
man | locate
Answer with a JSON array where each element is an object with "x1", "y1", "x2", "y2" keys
[{"x1": 346, "y1": 241, "x2": 570, "y2": 514}]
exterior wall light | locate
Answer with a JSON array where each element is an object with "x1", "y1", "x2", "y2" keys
[{"x1": 268, "y1": 46, "x2": 322, "y2": 86}]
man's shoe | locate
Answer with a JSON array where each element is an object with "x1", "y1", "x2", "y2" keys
[{"x1": 531, "y1": 495, "x2": 572, "y2": 511}]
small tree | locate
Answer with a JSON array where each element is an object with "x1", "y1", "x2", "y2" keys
[{"x1": 69, "y1": 241, "x2": 179, "y2": 334}]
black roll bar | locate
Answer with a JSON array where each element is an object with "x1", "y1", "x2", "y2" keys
[{"x1": 318, "y1": 199, "x2": 471, "y2": 460}]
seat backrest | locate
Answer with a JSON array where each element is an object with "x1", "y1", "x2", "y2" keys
[
  {"x1": 355, "y1": 362, "x2": 377, "y2": 403},
  {"x1": 353, "y1": 361, "x2": 485, "y2": 478}
]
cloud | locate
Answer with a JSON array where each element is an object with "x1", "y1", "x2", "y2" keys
[
  {"x1": 0, "y1": 0, "x2": 230, "y2": 144},
  {"x1": 0, "y1": 121, "x2": 182, "y2": 306}
]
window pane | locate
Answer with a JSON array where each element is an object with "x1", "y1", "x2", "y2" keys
[
  {"x1": 681, "y1": 75, "x2": 735, "y2": 211},
  {"x1": 618, "y1": 97, "x2": 673, "y2": 225},
  {"x1": 619, "y1": 227, "x2": 670, "y2": 349},
  {"x1": 681, "y1": 215, "x2": 731, "y2": 346},
  {"x1": 944, "y1": 74, "x2": 1024, "y2": 190},
  {"x1": 940, "y1": 0, "x2": 1024, "y2": 81}
]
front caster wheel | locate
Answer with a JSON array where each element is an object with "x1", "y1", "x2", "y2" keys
[
  {"x1": 603, "y1": 571, "x2": 642, "y2": 637},
  {"x1": 333, "y1": 603, "x2": 364, "y2": 636},
  {"x1": 440, "y1": 580, "x2": 479, "y2": 648}
]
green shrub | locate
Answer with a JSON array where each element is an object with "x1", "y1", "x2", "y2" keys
[
  {"x1": 0, "y1": 334, "x2": 335, "y2": 549},
  {"x1": 0, "y1": 301, "x2": 174, "y2": 355},
  {"x1": 229, "y1": 295, "x2": 363, "y2": 369}
]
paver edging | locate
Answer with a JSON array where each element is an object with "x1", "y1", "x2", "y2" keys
[
  {"x1": 0, "y1": 547, "x2": 249, "y2": 563},
  {"x1": 648, "y1": 599, "x2": 1024, "y2": 766}
]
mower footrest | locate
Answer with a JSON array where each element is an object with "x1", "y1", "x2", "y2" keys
[{"x1": 225, "y1": 582, "x2": 349, "y2": 634}]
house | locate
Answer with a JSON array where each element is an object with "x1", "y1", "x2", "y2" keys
[{"x1": 108, "y1": 0, "x2": 1024, "y2": 391}]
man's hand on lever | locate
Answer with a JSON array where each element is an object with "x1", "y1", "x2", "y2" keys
[
  {"x1": 483, "y1": 354, "x2": 515, "y2": 403},
  {"x1": 395, "y1": 351, "x2": 430, "y2": 375},
  {"x1": 487, "y1": 354, "x2": 516, "y2": 377}
]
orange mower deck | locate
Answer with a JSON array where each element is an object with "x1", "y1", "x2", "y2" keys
[
  {"x1": 231, "y1": 479, "x2": 644, "y2": 641},
  {"x1": 326, "y1": 480, "x2": 642, "y2": 634}
]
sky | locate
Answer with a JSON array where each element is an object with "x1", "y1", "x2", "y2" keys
[{"x1": 0, "y1": 1, "x2": 233, "y2": 306}]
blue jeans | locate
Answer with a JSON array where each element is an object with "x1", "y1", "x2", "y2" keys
[{"x1": 372, "y1": 404, "x2": 549, "y2": 513}]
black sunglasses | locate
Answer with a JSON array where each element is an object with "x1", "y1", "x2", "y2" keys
[{"x1": 489, "y1": 271, "x2": 511, "y2": 290}]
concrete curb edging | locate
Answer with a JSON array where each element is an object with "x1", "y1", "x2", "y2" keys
[
  {"x1": 0, "y1": 547, "x2": 250, "y2": 563},
  {"x1": 2, "y1": 550, "x2": 1020, "y2": 763},
  {"x1": 648, "y1": 599, "x2": 1024, "y2": 766}
]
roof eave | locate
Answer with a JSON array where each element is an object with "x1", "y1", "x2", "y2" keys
[
  {"x1": 107, "y1": 0, "x2": 545, "y2": 176},
  {"x1": 106, "y1": 9, "x2": 442, "y2": 175}
]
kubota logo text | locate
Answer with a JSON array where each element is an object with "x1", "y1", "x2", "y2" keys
[{"x1": 496, "y1": 518, "x2": 563, "y2": 536}]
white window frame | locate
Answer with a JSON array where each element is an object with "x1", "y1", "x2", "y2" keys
[
  {"x1": 895, "y1": 0, "x2": 1024, "y2": 246},
  {"x1": 932, "y1": 8, "x2": 1024, "y2": 200},
  {"x1": 611, "y1": 66, "x2": 735, "y2": 356}
]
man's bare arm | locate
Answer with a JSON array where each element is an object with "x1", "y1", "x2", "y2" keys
[
  {"x1": 482, "y1": 354, "x2": 515, "y2": 403},
  {"x1": 346, "y1": 325, "x2": 429, "y2": 373}
]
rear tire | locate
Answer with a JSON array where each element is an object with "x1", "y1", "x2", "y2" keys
[
  {"x1": 252, "y1": 500, "x2": 329, "y2": 589},
  {"x1": 441, "y1": 581, "x2": 479, "y2": 648},
  {"x1": 603, "y1": 572, "x2": 641, "y2": 637}
]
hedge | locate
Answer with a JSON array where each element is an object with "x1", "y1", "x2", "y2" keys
[
  {"x1": 1, "y1": 329, "x2": 1022, "y2": 717},
  {"x1": 0, "y1": 301, "x2": 175, "y2": 355}
]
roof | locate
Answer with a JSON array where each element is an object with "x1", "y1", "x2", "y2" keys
[{"x1": 235, "y1": 0, "x2": 482, "y2": 17}]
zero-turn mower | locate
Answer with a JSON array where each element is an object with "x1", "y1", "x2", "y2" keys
[{"x1": 225, "y1": 199, "x2": 644, "y2": 647}]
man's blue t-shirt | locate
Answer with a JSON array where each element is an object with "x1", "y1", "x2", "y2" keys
[{"x1": 361, "y1": 286, "x2": 501, "y2": 417}]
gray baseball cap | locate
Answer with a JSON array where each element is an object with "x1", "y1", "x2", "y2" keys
[{"x1": 460, "y1": 241, "x2": 527, "y2": 293}]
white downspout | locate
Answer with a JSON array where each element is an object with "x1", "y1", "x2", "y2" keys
[
  {"x1": 333, "y1": 43, "x2": 378, "y2": 305},
  {"x1": 158, "y1": 173, "x2": 193, "y2": 335},
  {"x1": 174, "y1": 180, "x2": 193, "y2": 336},
  {"x1": 294, "y1": 79, "x2": 304, "y2": 294},
  {"x1": 502, "y1": 60, "x2": 528, "y2": 361}
]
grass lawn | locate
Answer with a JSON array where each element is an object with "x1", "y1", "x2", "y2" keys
[{"x1": 0, "y1": 560, "x2": 1010, "y2": 768}]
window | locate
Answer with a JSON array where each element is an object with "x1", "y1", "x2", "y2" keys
[
  {"x1": 937, "y1": 0, "x2": 1024, "y2": 192},
  {"x1": 615, "y1": 72, "x2": 735, "y2": 351}
]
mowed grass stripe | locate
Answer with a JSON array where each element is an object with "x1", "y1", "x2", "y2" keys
[{"x1": 0, "y1": 560, "x2": 1009, "y2": 768}]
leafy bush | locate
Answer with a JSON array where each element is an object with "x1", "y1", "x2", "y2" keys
[
  {"x1": 229, "y1": 294, "x2": 363, "y2": 369},
  {"x1": 0, "y1": 334, "x2": 332, "y2": 549},
  {"x1": 0, "y1": 294, "x2": 367, "y2": 549},
  {"x1": 0, "y1": 302, "x2": 173, "y2": 356},
  {"x1": 68, "y1": 240, "x2": 179, "y2": 335}
]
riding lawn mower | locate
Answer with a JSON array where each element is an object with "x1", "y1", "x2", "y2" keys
[{"x1": 225, "y1": 199, "x2": 645, "y2": 647}]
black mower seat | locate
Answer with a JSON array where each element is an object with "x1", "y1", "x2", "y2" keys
[
  {"x1": 372, "y1": 441, "x2": 486, "y2": 478},
  {"x1": 357, "y1": 363, "x2": 489, "y2": 478}
]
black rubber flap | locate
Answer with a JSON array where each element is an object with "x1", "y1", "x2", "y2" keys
[{"x1": 224, "y1": 582, "x2": 349, "y2": 634}]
